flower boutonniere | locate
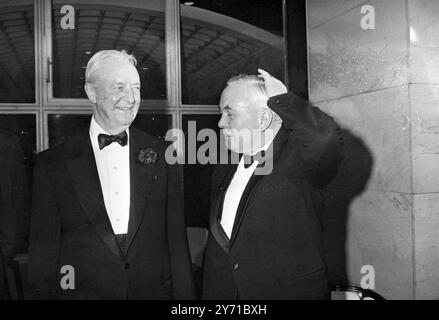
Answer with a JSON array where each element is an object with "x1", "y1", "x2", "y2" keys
[
  {"x1": 136, "y1": 148, "x2": 159, "y2": 181},
  {"x1": 137, "y1": 148, "x2": 158, "y2": 165}
]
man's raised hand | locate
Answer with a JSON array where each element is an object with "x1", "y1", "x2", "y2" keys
[{"x1": 257, "y1": 68, "x2": 287, "y2": 98}]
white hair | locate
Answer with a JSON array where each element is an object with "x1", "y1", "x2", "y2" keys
[
  {"x1": 226, "y1": 74, "x2": 268, "y2": 99},
  {"x1": 224, "y1": 74, "x2": 282, "y2": 123},
  {"x1": 85, "y1": 49, "x2": 137, "y2": 84}
]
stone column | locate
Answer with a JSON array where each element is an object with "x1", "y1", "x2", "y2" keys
[
  {"x1": 408, "y1": 0, "x2": 439, "y2": 300},
  {"x1": 306, "y1": 0, "x2": 439, "y2": 299}
]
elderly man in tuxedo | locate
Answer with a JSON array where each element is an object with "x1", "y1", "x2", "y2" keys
[
  {"x1": 202, "y1": 69, "x2": 344, "y2": 299},
  {"x1": 28, "y1": 50, "x2": 196, "y2": 299},
  {"x1": 0, "y1": 129, "x2": 28, "y2": 299}
]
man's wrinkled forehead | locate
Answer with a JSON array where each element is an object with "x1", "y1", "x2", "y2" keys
[
  {"x1": 220, "y1": 82, "x2": 266, "y2": 109},
  {"x1": 92, "y1": 57, "x2": 140, "y2": 83}
]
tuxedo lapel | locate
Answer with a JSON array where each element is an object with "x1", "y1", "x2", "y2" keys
[
  {"x1": 66, "y1": 132, "x2": 124, "y2": 260},
  {"x1": 209, "y1": 161, "x2": 237, "y2": 253},
  {"x1": 125, "y1": 128, "x2": 156, "y2": 252},
  {"x1": 229, "y1": 173, "x2": 264, "y2": 246}
]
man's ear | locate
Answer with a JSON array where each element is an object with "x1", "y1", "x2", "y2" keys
[
  {"x1": 84, "y1": 83, "x2": 96, "y2": 104},
  {"x1": 260, "y1": 109, "x2": 273, "y2": 131}
]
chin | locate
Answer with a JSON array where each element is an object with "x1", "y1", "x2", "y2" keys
[
  {"x1": 117, "y1": 113, "x2": 136, "y2": 124},
  {"x1": 227, "y1": 144, "x2": 242, "y2": 154}
]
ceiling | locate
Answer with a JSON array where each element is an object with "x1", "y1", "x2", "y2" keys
[{"x1": 0, "y1": 1, "x2": 283, "y2": 104}]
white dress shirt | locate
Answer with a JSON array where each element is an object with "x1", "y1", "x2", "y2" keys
[
  {"x1": 89, "y1": 117, "x2": 130, "y2": 235},
  {"x1": 220, "y1": 139, "x2": 274, "y2": 239}
]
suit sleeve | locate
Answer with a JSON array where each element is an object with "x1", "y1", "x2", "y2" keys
[
  {"x1": 268, "y1": 92, "x2": 345, "y2": 188},
  {"x1": 27, "y1": 156, "x2": 61, "y2": 299},
  {"x1": 0, "y1": 135, "x2": 29, "y2": 265},
  {"x1": 166, "y1": 160, "x2": 197, "y2": 299}
]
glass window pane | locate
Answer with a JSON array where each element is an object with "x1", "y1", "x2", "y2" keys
[
  {"x1": 52, "y1": 0, "x2": 166, "y2": 100},
  {"x1": 0, "y1": 1, "x2": 35, "y2": 103},
  {"x1": 48, "y1": 113, "x2": 171, "y2": 147},
  {"x1": 48, "y1": 114, "x2": 91, "y2": 147},
  {"x1": 0, "y1": 114, "x2": 37, "y2": 182},
  {"x1": 131, "y1": 113, "x2": 171, "y2": 140},
  {"x1": 182, "y1": 114, "x2": 221, "y2": 228},
  {"x1": 180, "y1": 0, "x2": 285, "y2": 105}
]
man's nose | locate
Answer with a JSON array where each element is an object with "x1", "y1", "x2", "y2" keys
[
  {"x1": 218, "y1": 113, "x2": 228, "y2": 128},
  {"x1": 124, "y1": 86, "x2": 135, "y2": 103}
]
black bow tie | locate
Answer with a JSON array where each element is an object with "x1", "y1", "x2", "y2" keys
[
  {"x1": 98, "y1": 131, "x2": 128, "y2": 150},
  {"x1": 242, "y1": 150, "x2": 266, "y2": 169}
]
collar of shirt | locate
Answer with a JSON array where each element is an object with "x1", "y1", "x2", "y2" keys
[
  {"x1": 89, "y1": 116, "x2": 130, "y2": 150},
  {"x1": 246, "y1": 129, "x2": 276, "y2": 156},
  {"x1": 239, "y1": 133, "x2": 276, "y2": 170}
]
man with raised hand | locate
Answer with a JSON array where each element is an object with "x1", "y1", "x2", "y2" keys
[{"x1": 202, "y1": 69, "x2": 344, "y2": 299}]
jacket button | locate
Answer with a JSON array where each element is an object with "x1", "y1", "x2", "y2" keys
[
  {"x1": 125, "y1": 263, "x2": 130, "y2": 269},
  {"x1": 233, "y1": 263, "x2": 239, "y2": 270}
]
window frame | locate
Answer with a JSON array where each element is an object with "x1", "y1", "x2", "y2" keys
[{"x1": 0, "y1": 0, "x2": 287, "y2": 156}]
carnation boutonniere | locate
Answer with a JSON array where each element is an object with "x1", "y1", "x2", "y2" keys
[{"x1": 136, "y1": 148, "x2": 159, "y2": 181}]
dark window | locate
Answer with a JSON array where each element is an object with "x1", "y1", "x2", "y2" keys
[
  {"x1": 182, "y1": 114, "x2": 221, "y2": 227},
  {"x1": 51, "y1": 0, "x2": 166, "y2": 100},
  {"x1": 0, "y1": 2, "x2": 35, "y2": 103},
  {"x1": 0, "y1": 114, "x2": 36, "y2": 181},
  {"x1": 180, "y1": 0, "x2": 285, "y2": 105}
]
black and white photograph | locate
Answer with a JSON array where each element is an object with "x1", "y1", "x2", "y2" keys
[{"x1": 0, "y1": 0, "x2": 436, "y2": 311}]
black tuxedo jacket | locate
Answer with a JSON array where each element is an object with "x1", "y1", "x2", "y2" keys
[
  {"x1": 28, "y1": 127, "x2": 196, "y2": 299},
  {"x1": 0, "y1": 129, "x2": 29, "y2": 298},
  {"x1": 202, "y1": 93, "x2": 344, "y2": 300}
]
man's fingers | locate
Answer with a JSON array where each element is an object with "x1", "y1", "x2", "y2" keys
[
  {"x1": 257, "y1": 68, "x2": 270, "y2": 78},
  {"x1": 257, "y1": 68, "x2": 287, "y2": 96}
]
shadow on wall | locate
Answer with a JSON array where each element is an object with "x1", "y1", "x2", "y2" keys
[{"x1": 322, "y1": 128, "x2": 373, "y2": 288}]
